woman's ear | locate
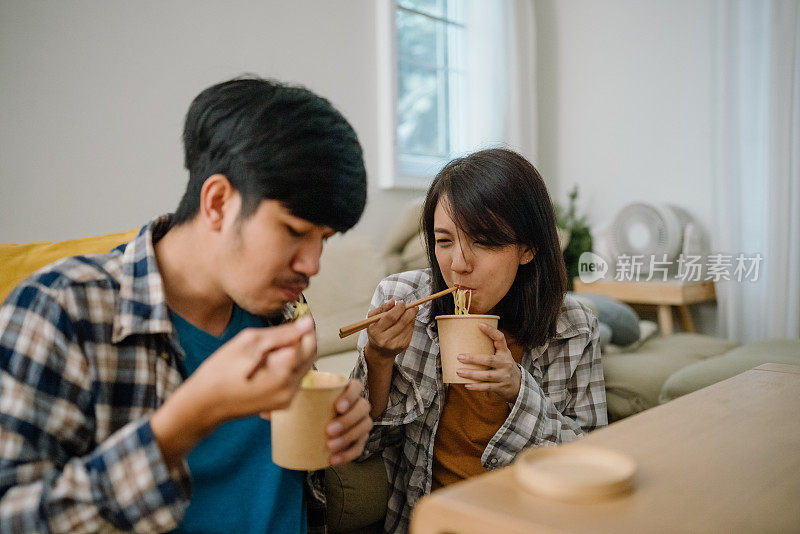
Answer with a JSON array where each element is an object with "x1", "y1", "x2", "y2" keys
[{"x1": 520, "y1": 247, "x2": 536, "y2": 265}]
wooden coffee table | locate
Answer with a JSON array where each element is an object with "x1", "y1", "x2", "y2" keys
[{"x1": 411, "y1": 364, "x2": 800, "y2": 533}]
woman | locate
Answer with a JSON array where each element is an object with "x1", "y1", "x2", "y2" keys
[{"x1": 352, "y1": 148, "x2": 607, "y2": 533}]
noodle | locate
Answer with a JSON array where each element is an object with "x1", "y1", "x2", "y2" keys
[
  {"x1": 453, "y1": 288, "x2": 472, "y2": 315},
  {"x1": 288, "y1": 294, "x2": 311, "y2": 321},
  {"x1": 289, "y1": 295, "x2": 315, "y2": 388}
]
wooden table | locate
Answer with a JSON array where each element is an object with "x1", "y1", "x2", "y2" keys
[
  {"x1": 572, "y1": 279, "x2": 716, "y2": 336},
  {"x1": 411, "y1": 364, "x2": 800, "y2": 533}
]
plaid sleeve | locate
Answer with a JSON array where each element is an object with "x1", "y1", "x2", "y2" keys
[
  {"x1": 484, "y1": 312, "x2": 608, "y2": 468},
  {"x1": 350, "y1": 279, "x2": 426, "y2": 457},
  {"x1": 0, "y1": 283, "x2": 190, "y2": 533}
]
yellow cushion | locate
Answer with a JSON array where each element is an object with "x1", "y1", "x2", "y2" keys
[{"x1": 0, "y1": 229, "x2": 138, "y2": 302}]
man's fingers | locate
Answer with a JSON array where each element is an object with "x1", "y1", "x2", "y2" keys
[
  {"x1": 333, "y1": 380, "x2": 364, "y2": 415},
  {"x1": 328, "y1": 395, "x2": 370, "y2": 437},
  {"x1": 330, "y1": 433, "x2": 369, "y2": 465},
  {"x1": 327, "y1": 412, "x2": 372, "y2": 454},
  {"x1": 249, "y1": 316, "x2": 315, "y2": 354},
  {"x1": 262, "y1": 345, "x2": 300, "y2": 377},
  {"x1": 299, "y1": 330, "x2": 317, "y2": 366}
]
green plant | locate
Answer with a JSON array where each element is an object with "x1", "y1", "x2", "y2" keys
[{"x1": 554, "y1": 186, "x2": 593, "y2": 289}]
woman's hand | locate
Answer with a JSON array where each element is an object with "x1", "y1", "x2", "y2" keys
[
  {"x1": 364, "y1": 300, "x2": 418, "y2": 362},
  {"x1": 362, "y1": 299, "x2": 418, "y2": 419},
  {"x1": 455, "y1": 322, "x2": 522, "y2": 403}
]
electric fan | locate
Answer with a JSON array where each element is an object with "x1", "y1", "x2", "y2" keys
[{"x1": 606, "y1": 203, "x2": 704, "y2": 275}]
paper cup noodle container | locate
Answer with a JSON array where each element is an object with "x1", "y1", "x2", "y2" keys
[
  {"x1": 436, "y1": 315, "x2": 499, "y2": 384},
  {"x1": 271, "y1": 370, "x2": 349, "y2": 470}
]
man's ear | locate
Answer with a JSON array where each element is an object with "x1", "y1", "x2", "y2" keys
[
  {"x1": 199, "y1": 174, "x2": 237, "y2": 231},
  {"x1": 520, "y1": 247, "x2": 536, "y2": 265}
]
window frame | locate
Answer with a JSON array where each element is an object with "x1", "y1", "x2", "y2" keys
[{"x1": 376, "y1": 0, "x2": 466, "y2": 190}]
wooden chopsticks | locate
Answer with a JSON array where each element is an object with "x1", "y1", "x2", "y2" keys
[{"x1": 338, "y1": 286, "x2": 458, "y2": 338}]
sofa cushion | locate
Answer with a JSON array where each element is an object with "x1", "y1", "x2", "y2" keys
[
  {"x1": 381, "y1": 199, "x2": 424, "y2": 275},
  {"x1": 305, "y1": 235, "x2": 384, "y2": 358},
  {"x1": 603, "y1": 320, "x2": 659, "y2": 354},
  {"x1": 316, "y1": 350, "x2": 359, "y2": 378},
  {"x1": 400, "y1": 233, "x2": 428, "y2": 272},
  {"x1": 0, "y1": 229, "x2": 138, "y2": 302},
  {"x1": 324, "y1": 455, "x2": 388, "y2": 534},
  {"x1": 659, "y1": 338, "x2": 800, "y2": 404},
  {"x1": 602, "y1": 333, "x2": 738, "y2": 421},
  {"x1": 576, "y1": 293, "x2": 640, "y2": 346}
]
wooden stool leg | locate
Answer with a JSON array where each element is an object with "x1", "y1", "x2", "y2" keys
[
  {"x1": 678, "y1": 305, "x2": 695, "y2": 333},
  {"x1": 657, "y1": 305, "x2": 674, "y2": 336}
]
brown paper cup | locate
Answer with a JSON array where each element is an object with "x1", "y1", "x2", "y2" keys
[
  {"x1": 435, "y1": 315, "x2": 499, "y2": 384},
  {"x1": 270, "y1": 370, "x2": 349, "y2": 470}
]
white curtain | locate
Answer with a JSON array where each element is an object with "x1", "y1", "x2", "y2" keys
[
  {"x1": 461, "y1": 0, "x2": 537, "y2": 162},
  {"x1": 714, "y1": 0, "x2": 800, "y2": 341}
]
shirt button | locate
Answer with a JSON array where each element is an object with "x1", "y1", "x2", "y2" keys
[{"x1": 490, "y1": 458, "x2": 498, "y2": 465}]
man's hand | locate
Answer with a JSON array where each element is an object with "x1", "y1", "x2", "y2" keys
[
  {"x1": 455, "y1": 322, "x2": 522, "y2": 404},
  {"x1": 151, "y1": 317, "x2": 317, "y2": 468},
  {"x1": 326, "y1": 380, "x2": 372, "y2": 465}
]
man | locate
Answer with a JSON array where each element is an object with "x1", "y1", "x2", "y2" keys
[{"x1": 0, "y1": 77, "x2": 372, "y2": 533}]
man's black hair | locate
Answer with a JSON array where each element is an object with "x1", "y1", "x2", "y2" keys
[{"x1": 174, "y1": 76, "x2": 367, "y2": 232}]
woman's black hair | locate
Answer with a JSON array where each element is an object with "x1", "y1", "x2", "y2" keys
[
  {"x1": 422, "y1": 148, "x2": 567, "y2": 350},
  {"x1": 174, "y1": 76, "x2": 367, "y2": 232}
]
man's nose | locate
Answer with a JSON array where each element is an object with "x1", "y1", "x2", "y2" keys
[{"x1": 293, "y1": 239, "x2": 322, "y2": 277}]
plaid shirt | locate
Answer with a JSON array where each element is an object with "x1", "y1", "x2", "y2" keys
[
  {"x1": 352, "y1": 269, "x2": 607, "y2": 533},
  {"x1": 0, "y1": 215, "x2": 327, "y2": 533}
]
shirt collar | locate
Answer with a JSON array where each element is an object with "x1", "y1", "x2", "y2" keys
[{"x1": 112, "y1": 214, "x2": 175, "y2": 343}]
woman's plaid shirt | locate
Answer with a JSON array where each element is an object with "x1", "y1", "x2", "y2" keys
[
  {"x1": 351, "y1": 269, "x2": 607, "y2": 533},
  {"x1": 0, "y1": 215, "x2": 327, "y2": 533}
]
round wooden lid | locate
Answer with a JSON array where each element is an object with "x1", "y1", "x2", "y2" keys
[{"x1": 515, "y1": 444, "x2": 636, "y2": 502}]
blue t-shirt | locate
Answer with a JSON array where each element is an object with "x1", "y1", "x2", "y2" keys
[{"x1": 169, "y1": 305, "x2": 307, "y2": 534}]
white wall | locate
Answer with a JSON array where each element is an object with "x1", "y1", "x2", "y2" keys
[
  {"x1": 537, "y1": 0, "x2": 716, "y2": 232},
  {"x1": 536, "y1": 0, "x2": 718, "y2": 332},
  {"x1": 0, "y1": 0, "x2": 422, "y2": 243},
  {"x1": 1, "y1": 0, "x2": 720, "y2": 331}
]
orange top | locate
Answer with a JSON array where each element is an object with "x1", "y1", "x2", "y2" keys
[{"x1": 432, "y1": 341, "x2": 523, "y2": 490}]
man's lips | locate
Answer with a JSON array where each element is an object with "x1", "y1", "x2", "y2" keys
[{"x1": 277, "y1": 285, "x2": 307, "y2": 300}]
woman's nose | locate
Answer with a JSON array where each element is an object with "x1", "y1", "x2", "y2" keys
[{"x1": 450, "y1": 243, "x2": 473, "y2": 273}]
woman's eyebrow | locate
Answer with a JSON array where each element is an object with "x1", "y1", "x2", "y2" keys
[{"x1": 433, "y1": 227, "x2": 453, "y2": 235}]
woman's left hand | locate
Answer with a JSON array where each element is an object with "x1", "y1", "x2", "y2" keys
[{"x1": 456, "y1": 323, "x2": 522, "y2": 403}]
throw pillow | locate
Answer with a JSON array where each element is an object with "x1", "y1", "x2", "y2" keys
[
  {"x1": 0, "y1": 229, "x2": 138, "y2": 302},
  {"x1": 575, "y1": 293, "x2": 641, "y2": 346}
]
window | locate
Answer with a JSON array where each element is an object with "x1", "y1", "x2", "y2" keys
[
  {"x1": 376, "y1": 0, "x2": 528, "y2": 189},
  {"x1": 396, "y1": 0, "x2": 465, "y2": 181}
]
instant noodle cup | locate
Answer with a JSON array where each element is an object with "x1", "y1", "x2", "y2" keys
[
  {"x1": 435, "y1": 314, "x2": 499, "y2": 384},
  {"x1": 270, "y1": 370, "x2": 349, "y2": 470}
]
